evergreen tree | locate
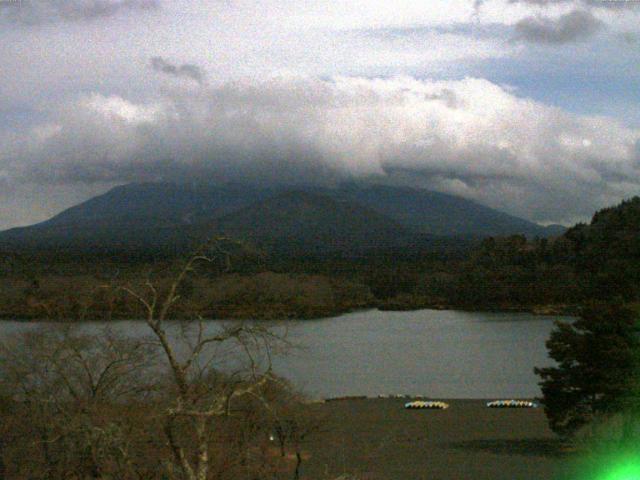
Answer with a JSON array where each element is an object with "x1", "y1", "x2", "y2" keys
[{"x1": 535, "y1": 302, "x2": 640, "y2": 437}]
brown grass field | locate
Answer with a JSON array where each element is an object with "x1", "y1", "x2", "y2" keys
[{"x1": 301, "y1": 398, "x2": 569, "y2": 480}]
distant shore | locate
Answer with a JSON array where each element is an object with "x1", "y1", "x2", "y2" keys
[
  {"x1": 0, "y1": 264, "x2": 582, "y2": 322},
  {"x1": 0, "y1": 301, "x2": 577, "y2": 322}
]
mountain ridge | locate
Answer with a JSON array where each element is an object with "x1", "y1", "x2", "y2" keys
[{"x1": 0, "y1": 182, "x2": 564, "y2": 254}]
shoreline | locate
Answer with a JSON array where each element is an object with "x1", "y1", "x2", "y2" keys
[
  {"x1": 320, "y1": 395, "x2": 541, "y2": 402},
  {"x1": 0, "y1": 303, "x2": 577, "y2": 322}
]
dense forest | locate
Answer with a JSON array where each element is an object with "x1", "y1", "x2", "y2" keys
[{"x1": 0, "y1": 197, "x2": 638, "y2": 321}]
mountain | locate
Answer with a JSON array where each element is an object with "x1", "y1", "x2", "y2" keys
[
  {"x1": 39, "y1": 182, "x2": 271, "y2": 229},
  {"x1": 323, "y1": 184, "x2": 562, "y2": 237},
  {"x1": 0, "y1": 182, "x2": 564, "y2": 254},
  {"x1": 210, "y1": 190, "x2": 418, "y2": 255}
]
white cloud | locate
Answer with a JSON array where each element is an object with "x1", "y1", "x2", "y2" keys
[
  {"x1": 2, "y1": 75, "x2": 638, "y2": 226},
  {"x1": 82, "y1": 94, "x2": 164, "y2": 124}
]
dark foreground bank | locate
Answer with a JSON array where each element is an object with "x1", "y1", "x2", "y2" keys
[{"x1": 301, "y1": 398, "x2": 568, "y2": 480}]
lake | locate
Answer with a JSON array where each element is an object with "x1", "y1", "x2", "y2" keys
[{"x1": 0, "y1": 309, "x2": 568, "y2": 399}]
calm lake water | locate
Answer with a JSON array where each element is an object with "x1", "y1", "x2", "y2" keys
[{"x1": 0, "y1": 309, "x2": 569, "y2": 399}]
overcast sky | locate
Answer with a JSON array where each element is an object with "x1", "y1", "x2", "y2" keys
[{"x1": 1, "y1": 0, "x2": 639, "y2": 229}]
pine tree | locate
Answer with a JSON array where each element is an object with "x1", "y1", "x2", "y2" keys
[{"x1": 535, "y1": 302, "x2": 640, "y2": 437}]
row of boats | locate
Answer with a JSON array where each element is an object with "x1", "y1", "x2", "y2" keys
[
  {"x1": 404, "y1": 399, "x2": 538, "y2": 409},
  {"x1": 404, "y1": 401, "x2": 450, "y2": 409},
  {"x1": 486, "y1": 400, "x2": 537, "y2": 408}
]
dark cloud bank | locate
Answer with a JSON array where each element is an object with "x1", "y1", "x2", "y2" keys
[
  {"x1": 150, "y1": 57, "x2": 205, "y2": 84},
  {"x1": 514, "y1": 9, "x2": 604, "y2": 43},
  {"x1": 508, "y1": 0, "x2": 638, "y2": 8},
  {"x1": 0, "y1": 0, "x2": 159, "y2": 25}
]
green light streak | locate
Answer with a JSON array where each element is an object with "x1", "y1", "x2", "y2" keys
[
  {"x1": 559, "y1": 442, "x2": 640, "y2": 480},
  {"x1": 599, "y1": 458, "x2": 640, "y2": 480}
]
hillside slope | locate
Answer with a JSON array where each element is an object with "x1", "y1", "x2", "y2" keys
[
  {"x1": 330, "y1": 184, "x2": 561, "y2": 237},
  {"x1": 0, "y1": 182, "x2": 562, "y2": 254},
  {"x1": 211, "y1": 190, "x2": 419, "y2": 254}
]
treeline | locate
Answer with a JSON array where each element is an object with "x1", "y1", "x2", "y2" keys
[
  {"x1": 452, "y1": 196, "x2": 640, "y2": 310},
  {"x1": 1, "y1": 197, "x2": 639, "y2": 319}
]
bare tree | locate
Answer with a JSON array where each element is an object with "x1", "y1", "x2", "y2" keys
[
  {"x1": 0, "y1": 240, "x2": 304, "y2": 480},
  {"x1": 0, "y1": 325, "x2": 157, "y2": 479},
  {"x1": 117, "y1": 239, "x2": 288, "y2": 480}
]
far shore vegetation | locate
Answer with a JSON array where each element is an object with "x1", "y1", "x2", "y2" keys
[{"x1": 1, "y1": 197, "x2": 638, "y2": 322}]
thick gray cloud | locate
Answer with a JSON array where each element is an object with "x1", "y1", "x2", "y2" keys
[
  {"x1": 2, "y1": 76, "x2": 638, "y2": 224},
  {"x1": 509, "y1": 0, "x2": 636, "y2": 6},
  {"x1": 507, "y1": 0, "x2": 639, "y2": 11},
  {"x1": 514, "y1": 9, "x2": 604, "y2": 43},
  {"x1": 508, "y1": 0, "x2": 567, "y2": 4},
  {"x1": 150, "y1": 57, "x2": 205, "y2": 84},
  {"x1": 0, "y1": 0, "x2": 159, "y2": 25}
]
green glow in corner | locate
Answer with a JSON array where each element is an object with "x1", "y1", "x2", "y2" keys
[
  {"x1": 563, "y1": 447, "x2": 640, "y2": 480},
  {"x1": 599, "y1": 459, "x2": 640, "y2": 480}
]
